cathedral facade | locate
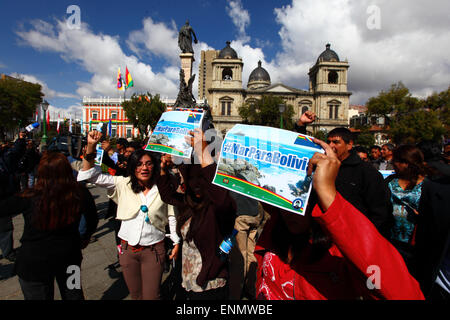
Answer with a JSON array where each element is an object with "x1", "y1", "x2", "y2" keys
[{"x1": 198, "y1": 42, "x2": 351, "y2": 134}]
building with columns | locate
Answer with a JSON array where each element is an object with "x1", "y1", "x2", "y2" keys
[
  {"x1": 82, "y1": 96, "x2": 180, "y2": 138},
  {"x1": 199, "y1": 42, "x2": 351, "y2": 134}
]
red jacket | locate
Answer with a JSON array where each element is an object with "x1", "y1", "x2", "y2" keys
[{"x1": 255, "y1": 192, "x2": 424, "y2": 300}]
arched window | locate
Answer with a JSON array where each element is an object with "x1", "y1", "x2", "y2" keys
[
  {"x1": 328, "y1": 70, "x2": 338, "y2": 84},
  {"x1": 222, "y1": 67, "x2": 233, "y2": 81}
]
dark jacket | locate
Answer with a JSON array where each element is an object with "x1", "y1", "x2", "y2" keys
[
  {"x1": 335, "y1": 150, "x2": 393, "y2": 238},
  {"x1": 415, "y1": 176, "x2": 450, "y2": 298},
  {"x1": 0, "y1": 185, "x2": 98, "y2": 282},
  {"x1": 293, "y1": 125, "x2": 393, "y2": 238},
  {"x1": 157, "y1": 163, "x2": 236, "y2": 287},
  {"x1": 0, "y1": 138, "x2": 26, "y2": 198}
]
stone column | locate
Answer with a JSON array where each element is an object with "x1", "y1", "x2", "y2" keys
[{"x1": 180, "y1": 53, "x2": 195, "y2": 84}]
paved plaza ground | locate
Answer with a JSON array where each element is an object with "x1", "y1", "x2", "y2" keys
[{"x1": 0, "y1": 185, "x2": 142, "y2": 300}]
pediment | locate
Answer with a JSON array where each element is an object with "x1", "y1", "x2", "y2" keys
[{"x1": 266, "y1": 84, "x2": 295, "y2": 93}]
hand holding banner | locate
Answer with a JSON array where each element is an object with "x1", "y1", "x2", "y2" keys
[
  {"x1": 213, "y1": 124, "x2": 324, "y2": 215},
  {"x1": 144, "y1": 110, "x2": 204, "y2": 159}
]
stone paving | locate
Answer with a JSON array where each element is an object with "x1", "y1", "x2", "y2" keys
[{"x1": 0, "y1": 185, "x2": 136, "y2": 300}]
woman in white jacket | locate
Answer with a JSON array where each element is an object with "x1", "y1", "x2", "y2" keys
[{"x1": 77, "y1": 130, "x2": 179, "y2": 300}]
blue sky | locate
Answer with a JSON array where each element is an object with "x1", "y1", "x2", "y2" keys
[{"x1": 1, "y1": 0, "x2": 449, "y2": 119}]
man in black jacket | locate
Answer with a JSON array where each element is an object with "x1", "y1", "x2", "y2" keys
[
  {"x1": 0, "y1": 132, "x2": 27, "y2": 263},
  {"x1": 294, "y1": 113, "x2": 393, "y2": 239}
]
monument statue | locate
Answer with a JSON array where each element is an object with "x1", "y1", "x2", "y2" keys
[
  {"x1": 178, "y1": 20, "x2": 198, "y2": 54},
  {"x1": 174, "y1": 69, "x2": 196, "y2": 108}
]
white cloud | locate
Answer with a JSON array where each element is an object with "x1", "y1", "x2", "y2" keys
[
  {"x1": 14, "y1": 0, "x2": 450, "y2": 108},
  {"x1": 16, "y1": 19, "x2": 179, "y2": 101},
  {"x1": 10, "y1": 72, "x2": 78, "y2": 99},
  {"x1": 272, "y1": 0, "x2": 450, "y2": 104},
  {"x1": 47, "y1": 104, "x2": 83, "y2": 121},
  {"x1": 127, "y1": 18, "x2": 179, "y2": 64},
  {"x1": 226, "y1": 0, "x2": 251, "y2": 43}
]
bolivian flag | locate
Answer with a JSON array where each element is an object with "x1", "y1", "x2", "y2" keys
[
  {"x1": 294, "y1": 134, "x2": 316, "y2": 148},
  {"x1": 125, "y1": 66, "x2": 134, "y2": 89}
]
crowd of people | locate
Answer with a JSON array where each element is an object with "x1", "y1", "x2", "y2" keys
[{"x1": 0, "y1": 110, "x2": 449, "y2": 301}]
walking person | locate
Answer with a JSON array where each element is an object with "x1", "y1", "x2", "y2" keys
[
  {"x1": 77, "y1": 130, "x2": 180, "y2": 300},
  {"x1": 0, "y1": 151, "x2": 98, "y2": 299},
  {"x1": 0, "y1": 131, "x2": 26, "y2": 263}
]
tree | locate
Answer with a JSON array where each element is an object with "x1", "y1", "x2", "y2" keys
[
  {"x1": 366, "y1": 82, "x2": 446, "y2": 144},
  {"x1": 389, "y1": 109, "x2": 445, "y2": 145},
  {"x1": 238, "y1": 95, "x2": 295, "y2": 130},
  {"x1": 312, "y1": 130, "x2": 328, "y2": 141},
  {"x1": 423, "y1": 86, "x2": 449, "y2": 134},
  {"x1": 0, "y1": 75, "x2": 43, "y2": 141},
  {"x1": 354, "y1": 125, "x2": 375, "y2": 148},
  {"x1": 122, "y1": 93, "x2": 166, "y2": 139}
]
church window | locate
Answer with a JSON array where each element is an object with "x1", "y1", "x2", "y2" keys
[
  {"x1": 222, "y1": 67, "x2": 233, "y2": 81},
  {"x1": 328, "y1": 70, "x2": 338, "y2": 84},
  {"x1": 328, "y1": 105, "x2": 340, "y2": 119},
  {"x1": 221, "y1": 100, "x2": 232, "y2": 115}
]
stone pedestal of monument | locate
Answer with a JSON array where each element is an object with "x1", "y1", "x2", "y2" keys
[{"x1": 180, "y1": 53, "x2": 195, "y2": 85}]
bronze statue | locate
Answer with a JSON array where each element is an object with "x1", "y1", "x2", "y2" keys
[
  {"x1": 174, "y1": 69, "x2": 196, "y2": 108},
  {"x1": 178, "y1": 20, "x2": 198, "y2": 54}
]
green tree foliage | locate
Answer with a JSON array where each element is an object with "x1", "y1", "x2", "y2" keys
[
  {"x1": 122, "y1": 93, "x2": 166, "y2": 138},
  {"x1": 312, "y1": 130, "x2": 328, "y2": 141},
  {"x1": 390, "y1": 109, "x2": 445, "y2": 145},
  {"x1": 423, "y1": 86, "x2": 449, "y2": 130},
  {"x1": 238, "y1": 95, "x2": 295, "y2": 130},
  {"x1": 366, "y1": 82, "x2": 447, "y2": 144},
  {"x1": 0, "y1": 76, "x2": 43, "y2": 140}
]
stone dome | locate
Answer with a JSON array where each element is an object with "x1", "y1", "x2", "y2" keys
[
  {"x1": 317, "y1": 43, "x2": 340, "y2": 63},
  {"x1": 218, "y1": 41, "x2": 238, "y2": 59},
  {"x1": 247, "y1": 61, "x2": 271, "y2": 89}
]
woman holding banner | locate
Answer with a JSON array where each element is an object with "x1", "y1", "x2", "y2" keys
[
  {"x1": 77, "y1": 130, "x2": 180, "y2": 300},
  {"x1": 158, "y1": 128, "x2": 237, "y2": 300},
  {"x1": 254, "y1": 139, "x2": 424, "y2": 300}
]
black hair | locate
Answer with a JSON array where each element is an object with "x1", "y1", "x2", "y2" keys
[
  {"x1": 382, "y1": 143, "x2": 395, "y2": 151},
  {"x1": 416, "y1": 140, "x2": 442, "y2": 162},
  {"x1": 370, "y1": 145, "x2": 381, "y2": 151},
  {"x1": 327, "y1": 127, "x2": 354, "y2": 144},
  {"x1": 126, "y1": 149, "x2": 159, "y2": 193},
  {"x1": 117, "y1": 138, "x2": 129, "y2": 148},
  {"x1": 354, "y1": 145, "x2": 368, "y2": 154},
  {"x1": 392, "y1": 144, "x2": 426, "y2": 190},
  {"x1": 128, "y1": 141, "x2": 142, "y2": 150}
]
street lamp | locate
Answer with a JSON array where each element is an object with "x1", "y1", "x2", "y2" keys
[
  {"x1": 40, "y1": 100, "x2": 49, "y2": 148},
  {"x1": 278, "y1": 103, "x2": 286, "y2": 129}
]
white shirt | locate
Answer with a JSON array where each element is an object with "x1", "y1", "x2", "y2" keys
[
  {"x1": 119, "y1": 187, "x2": 164, "y2": 246},
  {"x1": 77, "y1": 166, "x2": 180, "y2": 246}
]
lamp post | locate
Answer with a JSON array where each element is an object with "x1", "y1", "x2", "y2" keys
[
  {"x1": 40, "y1": 100, "x2": 49, "y2": 149},
  {"x1": 278, "y1": 103, "x2": 286, "y2": 129}
]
